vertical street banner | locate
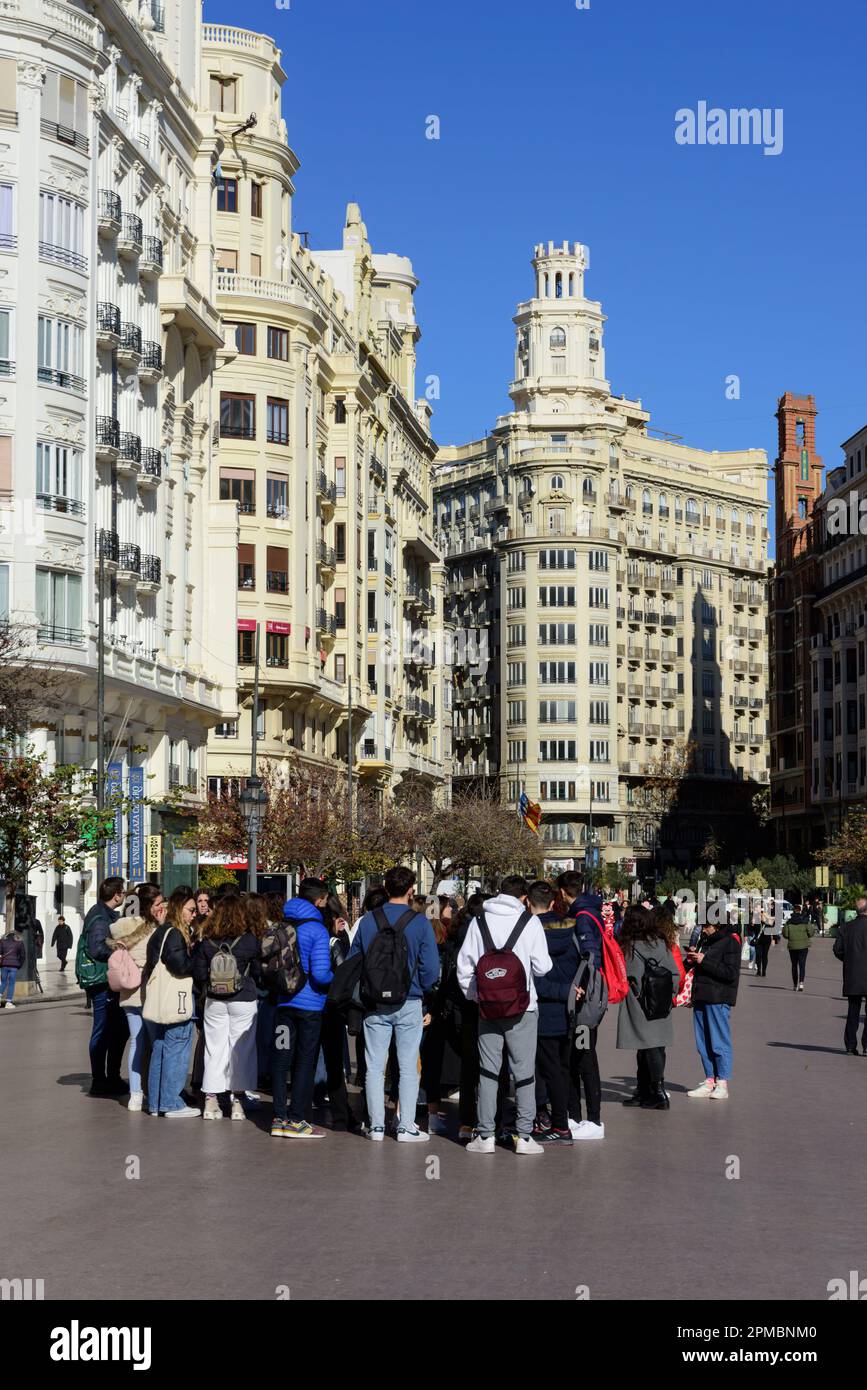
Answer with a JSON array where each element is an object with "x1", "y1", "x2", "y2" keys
[
  {"x1": 106, "y1": 762, "x2": 123, "y2": 875},
  {"x1": 128, "y1": 767, "x2": 145, "y2": 882}
]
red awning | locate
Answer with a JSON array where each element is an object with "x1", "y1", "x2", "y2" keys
[
  {"x1": 267, "y1": 620, "x2": 291, "y2": 635},
  {"x1": 237, "y1": 618, "x2": 257, "y2": 631}
]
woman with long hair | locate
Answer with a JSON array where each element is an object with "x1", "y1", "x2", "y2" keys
[
  {"x1": 192, "y1": 895, "x2": 262, "y2": 1119},
  {"x1": 107, "y1": 884, "x2": 164, "y2": 1112},
  {"x1": 617, "y1": 904, "x2": 681, "y2": 1111},
  {"x1": 194, "y1": 888, "x2": 214, "y2": 935},
  {"x1": 142, "y1": 886, "x2": 198, "y2": 1117},
  {"x1": 252, "y1": 893, "x2": 285, "y2": 1090}
]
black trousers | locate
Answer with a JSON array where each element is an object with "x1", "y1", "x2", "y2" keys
[
  {"x1": 845, "y1": 996, "x2": 867, "y2": 1052},
  {"x1": 636, "y1": 1046, "x2": 666, "y2": 1097},
  {"x1": 320, "y1": 1005, "x2": 351, "y2": 1126},
  {"x1": 459, "y1": 1001, "x2": 480, "y2": 1127},
  {"x1": 755, "y1": 935, "x2": 772, "y2": 975},
  {"x1": 271, "y1": 1008, "x2": 323, "y2": 1123},
  {"x1": 535, "y1": 1035, "x2": 570, "y2": 1130},
  {"x1": 790, "y1": 948, "x2": 808, "y2": 986},
  {"x1": 570, "y1": 1027, "x2": 602, "y2": 1125}
]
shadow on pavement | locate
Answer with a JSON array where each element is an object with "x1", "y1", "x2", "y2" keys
[{"x1": 766, "y1": 1041, "x2": 849, "y2": 1055}]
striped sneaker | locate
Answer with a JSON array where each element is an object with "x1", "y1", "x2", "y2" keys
[
  {"x1": 284, "y1": 1120, "x2": 326, "y2": 1139},
  {"x1": 271, "y1": 1118, "x2": 289, "y2": 1138}
]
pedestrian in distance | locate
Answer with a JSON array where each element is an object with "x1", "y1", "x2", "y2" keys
[
  {"x1": 833, "y1": 897, "x2": 867, "y2": 1055},
  {"x1": 686, "y1": 918, "x2": 741, "y2": 1100},
  {"x1": 782, "y1": 906, "x2": 816, "y2": 991},
  {"x1": 192, "y1": 895, "x2": 262, "y2": 1120},
  {"x1": 107, "y1": 885, "x2": 162, "y2": 1111},
  {"x1": 457, "y1": 874, "x2": 553, "y2": 1155},
  {"x1": 754, "y1": 903, "x2": 780, "y2": 977},
  {"x1": 142, "y1": 886, "x2": 198, "y2": 1117},
  {"x1": 52, "y1": 916, "x2": 73, "y2": 971},
  {"x1": 349, "y1": 866, "x2": 440, "y2": 1143},
  {"x1": 617, "y1": 905, "x2": 680, "y2": 1110},
  {"x1": 0, "y1": 925, "x2": 25, "y2": 1009},
  {"x1": 79, "y1": 877, "x2": 129, "y2": 1095},
  {"x1": 266, "y1": 878, "x2": 333, "y2": 1139}
]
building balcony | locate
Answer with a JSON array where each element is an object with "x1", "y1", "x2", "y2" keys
[
  {"x1": 627, "y1": 721, "x2": 644, "y2": 736},
  {"x1": 317, "y1": 472, "x2": 337, "y2": 511},
  {"x1": 140, "y1": 236, "x2": 164, "y2": 279},
  {"x1": 39, "y1": 242, "x2": 87, "y2": 272},
  {"x1": 117, "y1": 543, "x2": 141, "y2": 581},
  {"x1": 38, "y1": 623, "x2": 85, "y2": 646},
  {"x1": 316, "y1": 540, "x2": 336, "y2": 572},
  {"x1": 97, "y1": 301, "x2": 121, "y2": 346},
  {"x1": 119, "y1": 213, "x2": 143, "y2": 259},
  {"x1": 316, "y1": 607, "x2": 337, "y2": 639},
  {"x1": 40, "y1": 118, "x2": 88, "y2": 155},
  {"x1": 137, "y1": 555, "x2": 161, "y2": 592},
  {"x1": 169, "y1": 764, "x2": 180, "y2": 790},
  {"x1": 160, "y1": 273, "x2": 224, "y2": 352},
  {"x1": 139, "y1": 341, "x2": 163, "y2": 384},
  {"x1": 608, "y1": 492, "x2": 636, "y2": 513},
  {"x1": 139, "y1": 448, "x2": 162, "y2": 488},
  {"x1": 38, "y1": 365, "x2": 86, "y2": 393},
  {"x1": 645, "y1": 722, "x2": 660, "y2": 737},
  {"x1": 117, "y1": 433, "x2": 142, "y2": 476},
  {"x1": 96, "y1": 529, "x2": 120, "y2": 568},
  {"x1": 117, "y1": 322, "x2": 142, "y2": 366},
  {"x1": 37, "y1": 492, "x2": 85, "y2": 518},
  {"x1": 98, "y1": 190, "x2": 122, "y2": 236},
  {"x1": 96, "y1": 415, "x2": 120, "y2": 461}
]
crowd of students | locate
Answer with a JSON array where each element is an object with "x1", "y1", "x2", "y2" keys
[{"x1": 72, "y1": 864, "x2": 754, "y2": 1144}]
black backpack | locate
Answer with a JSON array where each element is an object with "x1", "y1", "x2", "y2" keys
[
  {"x1": 360, "y1": 906, "x2": 415, "y2": 1012},
  {"x1": 637, "y1": 953, "x2": 674, "y2": 1022}
]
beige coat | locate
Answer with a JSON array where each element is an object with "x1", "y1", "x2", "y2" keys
[{"x1": 106, "y1": 916, "x2": 156, "y2": 1009}]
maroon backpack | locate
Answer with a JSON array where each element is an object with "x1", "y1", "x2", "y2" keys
[{"x1": 474, "y1": 907, "x2": 533, "y2": 1020}]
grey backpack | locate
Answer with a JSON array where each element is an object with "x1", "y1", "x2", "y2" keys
[
  {"x1": 208, "y1": 936, "x2": 245, "y2": 997},
  {"x1": 568, "y1": 939, "x2": 609, "y2": 1032}
]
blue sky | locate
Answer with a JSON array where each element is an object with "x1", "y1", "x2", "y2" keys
[{"x1": 205, "y1": 0, "x2": 867, "y2": 540}]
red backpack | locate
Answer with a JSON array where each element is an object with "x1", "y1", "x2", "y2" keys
[
  {"x1": 597, "y1": 917, "x2": 630, "y2": 1005},
  {"x1": 474, "y1": 907, "x2": 532, "y2": 1020}
]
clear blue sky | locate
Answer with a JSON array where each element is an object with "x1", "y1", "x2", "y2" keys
[{"x1": 205, "y1": 0, "x2": 867, "y2": 544}]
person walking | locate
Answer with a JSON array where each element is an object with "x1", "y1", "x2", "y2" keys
[
  {"x1": 809, "y1": 897, "x2": 825, "y2": 938},
  {"x1": 834, "y1": 897, "x2": 867, "y2": 1055},
  {"x1": 266, "y1": 878, "x2": 332, "y2": 1139},
  {"x1": 142, "y1": 886, "x2": 198, "y2": 1117},
  {"x1": 349, "y1": 866, "x2": 439, "y2": 1143},
  {"x1": 0, "y1": 926, "x2": 25, "y2": 1009},
  {"x1": 754, "y1": 904, "x2": 779, "y2": 977},
  {"x1": 107, "y1": 886, "x2": 162, "y2": 1111},
  {"x1": 617, "y1": 905, "x2": 680, "y2": 1110},
  {"x1": 686, "y1": 919, "x2": 741, "y2": 1100},
  {"x1": 457, "y1": 875, "x2": 552, "y2": 1155},
  {"x1": 51, "y1": 916, "x2": 73, "y2": 971},
  {"x1": 783, "y1": 906, "x2": 816, "y2": 991},
  {"x1": 193, "y1": 896, "x2": 262, "y2": 1120},
  {"x1": 80, "y1": 877, "x2": 129, "y2": 1095}
]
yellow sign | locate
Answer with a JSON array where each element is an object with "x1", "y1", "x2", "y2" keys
[
  {"x1": 834, "y1": 872, "x2": 845, "y2": 890},
  {"x1": 146, "y1": 836, "x2": 162, "y2": 874},
  {"x1": 815, "y1": 866, "x2": 829, "y2": 888}
]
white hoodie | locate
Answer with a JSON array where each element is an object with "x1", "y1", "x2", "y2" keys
[{"x1": 456, "y1": 894, "x2": 552, "y2": 1011}]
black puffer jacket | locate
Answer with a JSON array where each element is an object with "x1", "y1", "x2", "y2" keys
[
  {"x1": 834, "y1": 915, "x2": 867, "y2": 996},
  {"x1": 690, "y1": 923, "x2": 741, "y2": 1006}
]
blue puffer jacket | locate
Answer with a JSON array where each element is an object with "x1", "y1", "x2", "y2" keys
[
  {"x1": 568, "y1": 894, "x2": 603, "y2": 969},
  {"x1": 533, "y1": 915, "x2": 579, "y2": 1037},
  {"x1": 279, "y1": 897, "x2": 333, "y2": 1013}
]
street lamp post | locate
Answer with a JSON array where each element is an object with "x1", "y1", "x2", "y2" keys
[{"x1": 240, "y1": 775, "x2": 268, "y2": 894}]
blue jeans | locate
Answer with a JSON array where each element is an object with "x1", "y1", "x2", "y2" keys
[
  {"x1": 145, "y1": 1018, "x2": 194, "y2": 1113},
  {"x1": 125, "y1": 1008, "x2": 146, "y2": 1095},
  {"x1": 693, "y1": 1002, "x2": 733, "y2": 1082},
  {"x1": 0, "y1": 966, "x2": 17, "y2": 1003},
  {"x1": 364, "y1": 997, "x2": 424, "y2": 1132}
]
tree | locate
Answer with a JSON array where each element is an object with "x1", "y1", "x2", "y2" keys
[
  {"x1": 816, "y1": 808, "x2": 867, "y2": 880},
  {"x1": 637, "y1": 739, "x2": 697, "y2": 866},
  {"x1": 700, "y1": 834, "x2": 722, "y2": 869},
  {"x1": 0, "y1": 748, "x2": 119, "y2": 928},
  {"x1": 735, "y1": 867, "x2": 768, "y2": 894},
  {"x1": 0, "y1": 622, "x2": 64, "y2": 742}
]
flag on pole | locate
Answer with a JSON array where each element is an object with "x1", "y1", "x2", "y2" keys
[{"x1": 518, "y1": 790, "x2": 542, "y2": 835}]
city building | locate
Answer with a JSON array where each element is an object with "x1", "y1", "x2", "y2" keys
[
  {"x1": 200, "y1": 22, "x2": 446, "y2": 830},
  {"x1": 435, "y1": 240, "x2": 771, "y2": 874},
  {"x1": 0, "y1": 0, "x2": 237, "y2": 934}
]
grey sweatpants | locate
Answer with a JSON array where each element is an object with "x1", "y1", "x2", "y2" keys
[{"x1": 477, "y1": 1010, "x2": 539, "y2": 1138}]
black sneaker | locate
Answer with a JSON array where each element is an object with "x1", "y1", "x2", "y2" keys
[
  {"x1": 536, "y1": 1127, "x2": 573, "y2": 1146},
  {"x1": 622, "y1": 1092, "x2": 645, "y2": 1107}
]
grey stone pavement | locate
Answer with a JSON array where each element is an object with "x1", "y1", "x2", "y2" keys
[{"x1": 2, "y1": 938, "x2": 865, "y2": 1302}]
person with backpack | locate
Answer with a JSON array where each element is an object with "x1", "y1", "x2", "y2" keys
[
  {"x1": 348, "y1": 865, "x2": 440, "y2": 1142},
  {"x1": 142, "y1": 887, "x2": 198, "y2": 1117},
  {"x1": 617, "y1": 905, "x2": 681, "y2": 1110},
  {"x1": 685, "y1": 919, "x2": 741, "y2": 1100},
  {"x1": 456, "y1": 874, "x2": 552, "y2": 1155},
  {"x1": 106, "y1": 886, "x2": 162, "y2": 1111},
  {"x1": 782, "y1": 907, "x2": 816, "y2": 991},
  {"x1": 264, "y1": 878, "x2": 332, "y2": 1139},
  {"x1": 192, "y1": 895, "x2": 262, "y2": 1120},
  {"x1": 51, "y1": 916, "x2": 73, "y2": 971},
  {"x1": 0, "y1": 926, "x2": 25, "y2": 1009},
  {"x1": 558, "y1": 872, "x2": 604, "y2": 968},
  {"x1": 530, "y1": 880, "x2": 580, "y2": 1146},
  {"x1": 317, "y1": 894, "x2": 361, "y2": 1132},
  {"x1": 79, "y1": 877, "x2": 129, "y2": 1095}
]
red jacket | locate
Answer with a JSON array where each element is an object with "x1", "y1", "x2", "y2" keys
[{"x1": 671, "y1": 943, "x2": 686, "y2": 996}]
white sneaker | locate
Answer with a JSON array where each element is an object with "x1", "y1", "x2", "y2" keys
[
  {"x1": 165, "y1": 1105, "x2": 201, "y2": 1119},
  {"x1": 572, "y1": 1120, "x2": 605, "y2": 1141},
  {"x1": 127, "y1": 1092, "x2": 143, "y2": 1112},
  {"x1": 368, "y1": 1126, "x2": 385, "y2": 1142},
  {"x1": 514, "y1": 1135, "x2": 544, "y2": 1156},
  {"x1": 709, "y1": 1080, "x2": 729, "y2": 1100},
  {"x1": 797, "y1": 983, "x2": 804, "y2": 991},
  {"x1": 466, "y1": 1134, "x2": 496, "y2": 1154},
  {"x1": 230, "y1": 1098, "x2": 245, "y2": 1121},
  {"x1": 203, "y1": 1097, "x2": 222, "y2": 1120},
  {"x1": 2, "y1": 1002, "x2": 15, "y2": 1010},
  {"x1": 687, "y1": 1080, "x2": 716, "y2": 1098},
  {"x1": 396, "y1": 1127, "x2": 430, "y2": 1143},
  {"x1": 567, "y1": 1118, "x2": 582, "y2": 1138}
]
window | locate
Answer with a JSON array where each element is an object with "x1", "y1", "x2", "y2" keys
[
  {"x1": 507, "y1": 700, "x2": 526, "y2": 724},
  {"x1": 539, "y1": 549, "x2": 575, "y2": 570},
  {"x1": 507, "y1": 662, "x2": 526, "y2": 685},
  {"x1": 582, "y1": 477, "x2": 595, "y2": 500},
  {"x1": 335, "y1": 523, "x2": 346, "y2": 563},
  {"x1": 39, "y1": 191, "x2": 86, "y2": 270},
  {"x1": 210, "y1": 76, "x2": 237, "y2": 112},
  {"x1": 539, "y1": 622, "x2": 576, "y2": 645},
  {"x1": 659, "y1": 492, "x2": 669, "y2": 517},
  {"x1": 266, "y1": 546, "x2": 288, "y2": 593},
  {"x1": 335, "y1": 653, "x2": 346, "y2": 684},
  {"x1": 589, "y1": 661, "x2": 609, "y2": 684},
  {"x1": 250, "y1": 253, "x2": 262, "y2": 276},
  {"x1": 220, "y1": 468, "x2": 255, "y2": 513},
  {"x1": 37, "y1": 441, "x2": 83, "y2": 513},
  {"x1": 539, "y1": 661, "x2": 575, "y2": 684},
  {"x1": 589, "y1": 739, "x2": 609, "y2": 762},
  {"x1": 508, "y1": 551, "x2": 527, "y2": 573},
  {"x1": 216, "y1": 248, "x2": 238, "y2": 274},
  {"x1": 507, "y1": 623, "x2": 526, "y2": 646},
  {"x1": 37, "y1": 316, "x2": 84, "y2": 390},
  {"x1": 335, "y1": 587, "x2": 346, "y2": 629},
  {"x1": 266, "y1": 632, "x2": 288, "y2": 667},
  {"x1": 588, "y1": 586, "x2": 609, "y2": 608},
  {"x1": 642, "y1": 489, "x2": 652, "y2": 515},
  {"x1": 589, "y1": 700, "x2": 609, "y2": 724},
  {"x1": 588, "y1": 550, "x2": 609, "y2": 571},
  {"x1": 266, "y1": 397, "x2": 289, "y2": 446},
  {"x1": 35, "y1": 569, "x2": 81, "y2": 642},
  {"x1": 539, "y1": 700, "x2": 577, "y2": 723},
  {"x1": 541, "y1": 781, "x2": 576, "y2": 801},
  {"x1": 797, "y1": 498, "x2": 807, "y2": 520},
  {"x1": 550, "y1": 474, "x2": 565, "y2": 490},
  {"x1": 220, "y1": 393, "x2": 255, "y2": 439},
  {"x1": 508, "y1": 740, "x2": 527, "y2": 762},
  {"x1": 0, "y1": 183, "x2": 14, "y2": 251},
  {"x1": 540, "y1": 739, "x2": 577, "y2": 761},
  {"x1": 214, "y1": 721, "x2": 238, "y2": 739},
  {"x1": 266, "y1": 473, "x2": 288, "y2": 519},
  {"x1": 334, "y1": 397, "x2": 347, "y2": 424},
  {"x1": 507, "y1": 587, "x2": 526, "y2": 610},
  {"x1": 267, "y1": 327, "x2": 289, "y2": 363},
  {"x1": 251, "y1": 182, "x2": 263, "y2": 218},
  {"x1": 217, "y1": 177, "x2": 238, "y2": 212},
  {"x1": 589, "y1": 624, "x2": 608, "y2": 646},
  {"x1": 237, "y1": 629, "x2": 255, "y2": 664},
  {"x1": 550, "y1": 328, "x2": 566, "y2": 349},
  {"x1": 539, "y1": 585, "x2": 576, "y2": 607},
  {"x1": 226, "y1": 322, "x2": 256, "y2": 355},
  {"x1": 238, "y1": 543, "x2": 255, "y2": 590},
  {"x1": 335, "y1": 456, "x2": 346, "y2": 497}
]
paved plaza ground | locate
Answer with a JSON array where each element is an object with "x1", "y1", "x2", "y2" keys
[{"x1": 2, "y1": 939, "x2": 864, "y2": 1302}]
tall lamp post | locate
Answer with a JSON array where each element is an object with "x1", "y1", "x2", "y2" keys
[{"x1": 240, "y1": 776, "x2": 268, "y2": 894}]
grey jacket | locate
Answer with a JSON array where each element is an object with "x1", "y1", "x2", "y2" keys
[{"x1": 616, "y1": 937, "x2": 681, "y2": 1050}]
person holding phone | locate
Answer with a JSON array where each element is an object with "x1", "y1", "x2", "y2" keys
[{"x1": 686, "y1": 919, "x2": 741, "y2": 1100}]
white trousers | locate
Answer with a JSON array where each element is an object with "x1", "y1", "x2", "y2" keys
[{"x1": 202, "y1": 997, "x2": 258, "y2": 1094}]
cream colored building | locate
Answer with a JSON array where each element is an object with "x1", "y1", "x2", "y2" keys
[
  {"x1": 200, "y1": 23, "x2": 445, "y2": 817},
  {"x1": 435, "y1": 240, "x2": 770, "y2": 872}
]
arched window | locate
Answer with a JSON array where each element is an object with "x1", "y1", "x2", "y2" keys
[
  {"x1": 551, "y1": 398, "x2": 567, "y2": 414},
  {"x1": 658, "y1": 492, "x2": 668, "y2": 517},
  {"x1": 731, "y1": 507, "x2": 740, "y2": 527},
  {"x1": 522, "y1": 476, "x2": 533, "y2": 495},
  {"x1": 609, "y1": 444, "x2": 618, "y2": 465},
  {"x1": 674, "y1": 495, "x2": 683, "y2": 520},
  {"x1": 627, "y1": 818, "x2": 639, "y2": 842},
  {"x1": 582, "y1": 477, "x2": 594, "y2": 500},
  {"x1": 795, "y1": 420, "x2": 805, "y2": 445},
  {"x1": 550, "y1": 327, "x2": 566, "y2": 350},
  {"x1": 625, "y1": 484, "x2": 634, "y2": 501},
  {"x1": 703, "y1": 501, "x2": 710, "y2": 521},
  {"x1": 685, "y1": 497, "x2": 699, "y2": 524},
  {"x1": 716, "y1": 504, "x2": 723, "y2": 521},
  {"x1": 555, "y1": 272, "x2": 563, "y2": 299},
  {"x1": 642, "y1": 489, "x2": 652, "y2": 515},
  {"x1": 746, "y1": 511, "x2": 754, "y2": 528},
  {"x1": 551, "y1": 474, "x2": 564, "y2": 491}
]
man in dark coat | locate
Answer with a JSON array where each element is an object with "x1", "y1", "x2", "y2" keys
[
  {"x1": 83, "y1": 877, "x2": 129, "y2": 1096},
  {"x1": 834, "y1": 898, "x2": 867, "y2": 1055},
  {"x1": 52, "y1": 917, "x2": 73, "y2": 970}
]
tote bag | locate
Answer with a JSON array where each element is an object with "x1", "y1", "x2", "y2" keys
[{"x1": 142, "y1": 928, "x2": 193, "y2": 1026}]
